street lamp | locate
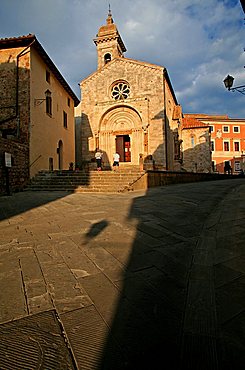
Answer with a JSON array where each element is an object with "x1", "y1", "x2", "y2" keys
[{"x1": 223, "y1": 75, "x2": 245, "y2": 95}]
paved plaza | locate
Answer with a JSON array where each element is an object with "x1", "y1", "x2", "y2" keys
[{"x1": 0, "y1": 178, "x2": 244, "y2": 369}]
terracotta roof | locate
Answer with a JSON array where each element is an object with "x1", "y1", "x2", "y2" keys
[
  {"x1": 182, "y1": 117, "x2": 210, "y2": 129},
  {"x1": 0, "y1": 34, "x2": 80, "y2": 106},
  {"x1": 184, "y1": 113, "x2": 229, "y2": 120}
]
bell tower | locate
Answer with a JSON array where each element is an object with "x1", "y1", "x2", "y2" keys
[{"x1": 93, "y1": 9, "x2": 126, "y2": 70}]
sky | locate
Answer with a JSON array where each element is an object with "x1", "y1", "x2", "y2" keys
[{"x1": 1, "y1": 0, "x2": 245, "y2": 118}]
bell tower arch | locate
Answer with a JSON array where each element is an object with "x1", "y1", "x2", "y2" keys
[{"x1": 93, "y1": 9, "x2": 126, "y2": 70}]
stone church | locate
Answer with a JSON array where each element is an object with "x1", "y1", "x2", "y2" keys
[{"x1": 75, "y1": 10, "x2": 184, "y2": 171}]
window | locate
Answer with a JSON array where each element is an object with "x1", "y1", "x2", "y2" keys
[
  {"x1": 234, "y1": 161, "x2": 241, "y2": 172},
  {"x1": 233, "y1": 126, "x2": 240, "y2": 133},
  {"x1": 111, "y1": 81, "x2": 130, "y2": 100},
  {"x1": 191, "y1": 135, "x2": 195, "y2": 148},
  {"x1": 46, "y1": 70, "x2": 50, "y2": 83},
  {"x1": 211, "y1": 140, "x2": 215, "y2": 151},
  {"x1": 45, "y1": 90, "x2": 52, "y2": 115},
  {"x1": 223, "y1": 126, "x2": 229, "y2": 133},
  {"x1": 67, "y1": 97, "x2": 70, "y2": 107},
  {"x1": 63, "y1": 111, "x2": 67, "y2": 128},
  {"x1": 224, "y1": 141, "x2": 229, "y2": 151},
  {"x1": 210, "y1": 125, "x2": 214, "y2": 132},
  {"x1": 234, "y1": 141, "x2": 240, "y2": 151},
  {"x1": 104, "y1": 53, "x2": 112, "y2": 64}
]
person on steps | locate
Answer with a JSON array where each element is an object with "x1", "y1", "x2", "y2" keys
[
  {"x1": 113, "y1": 152, "x2": 120, "y2": 171},
  {"x1": 95, "y1": 148, "x2": 103, "y2": 171}
]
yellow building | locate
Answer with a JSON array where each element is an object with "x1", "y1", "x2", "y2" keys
[{"x1": 0, "y1": 34, "x2": 79, "y2": 193}]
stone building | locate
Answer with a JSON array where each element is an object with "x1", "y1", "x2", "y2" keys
[
  {"x1": 181, "y1": 116, "x2": 212, "y2": 173},
  {"x1": 0, "y1": 34, "x2": 79, "y2": 194},
  {"x1": 75, "y1": 11, "x2": 183, "y2": 171}
]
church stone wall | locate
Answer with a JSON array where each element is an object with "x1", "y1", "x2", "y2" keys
[{"x1": 80, "y1": 59, "x2": 173, "y2": 168}]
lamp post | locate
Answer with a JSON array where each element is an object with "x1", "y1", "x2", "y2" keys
[{"x1": 223, "y1": 75, "x2": 245, "y2": 95}]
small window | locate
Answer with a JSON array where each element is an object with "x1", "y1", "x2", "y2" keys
[
  {"x1": 234, "y1": 161, "x2": 241, "y2": 172},
  {"x1": 210, "y1": 125, "x2": 214, "y2": 132},
  {"x1": 211, "y1": 140, "x2": 215, "y2": 151},
  {"x1": 233, "y1": 126, "x2": 240, "y2": 133},
  {"x1": 63, "y1": 111, "x2": 67, "y2": 128},
  {"x1": 234, "y1": 142, "x2": 240, "y2": 151},
  {"x1": 67, "y1": 97, "x2": 70, "y2": 107},
  {"x1": 224, "y1": 141, "x2": 229, "y2": 151},
  {"x1": 223, "y1": 126, "x2": 229, "y2": 133},
  {"x1": 46, "y1": 70, "x2": 50, "y2": 83},
  {"x1": 104, "y1": 53, "x2": 111, "y2": 64},
  {"x1": 191, "y1": 136, "x2": 195, "y2": 148},
  {"x1": 45, "y1": 90, "x2": 52, "y2": 115}
]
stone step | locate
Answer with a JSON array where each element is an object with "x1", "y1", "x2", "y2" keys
[
  {"x1": 28, "y1": 169, "x2": 145, "y2": 193},
  {"x1": 31, "y1": 177, "x2": 139, "y2": 183},
  {"x1": 35, "y1": 171, "x2": 143, "y2": 177}
]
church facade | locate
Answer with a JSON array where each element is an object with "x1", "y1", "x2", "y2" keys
[{"x1": 76, "y1": 11, "x2": 184, "y2": 171}]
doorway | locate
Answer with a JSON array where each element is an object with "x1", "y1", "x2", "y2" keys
[
  {"x1": 58, "y1": 140, "x2": 63, "y2": 170},
  {"x1": 116, "y1": 135, "x2": 131, "y2": 162}
]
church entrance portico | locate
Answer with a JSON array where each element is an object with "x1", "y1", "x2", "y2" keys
[{"x1": 98, "y1": 106, "x2": 145, "y2": 167}]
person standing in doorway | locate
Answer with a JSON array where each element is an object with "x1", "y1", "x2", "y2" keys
[
  {"x1": 95, "y1": 148, "x2": 103, "y2": 171},
  {"x1": 113, "y1": 152, "x2": 120, "y2": 171}
]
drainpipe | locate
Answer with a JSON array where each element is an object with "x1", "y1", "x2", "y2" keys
[
  {"x1": 0, "y1": 40, "x2": 35, "y2": 137},
  {"x1": 163, "y1": 69, "x2": 168, "y2": 170}
]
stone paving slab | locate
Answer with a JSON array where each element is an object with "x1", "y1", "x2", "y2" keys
[
  {"x1": 0, "y1": 179, "x2": 244, "y2": 369},
  {"x1": 0, "y1": 310, "x2": 76, "y2": 369}
]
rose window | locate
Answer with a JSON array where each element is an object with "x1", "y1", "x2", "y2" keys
[{"x1": 111, "y1": 82, "x2": 130, "y2": 100}]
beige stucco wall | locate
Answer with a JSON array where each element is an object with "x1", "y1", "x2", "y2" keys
[
  {"x1": 79, "y1": 58, "x2": 180, "y2": 169},
  {"x1": 30, "y1": 48, "x2": 75, "y2": 177}
]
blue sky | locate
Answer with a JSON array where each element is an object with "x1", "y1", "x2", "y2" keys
[{"x1": 1, "y1": 0, "x2": 245, "y2": 117}]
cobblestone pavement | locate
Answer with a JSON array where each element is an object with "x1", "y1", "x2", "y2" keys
[{"x1": 0, "y1": 178, "x2": 244, "y2": 369}]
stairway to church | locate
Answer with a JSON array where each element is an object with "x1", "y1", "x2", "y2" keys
[{"x1": 27, "y1": 166, "x2": 145, "y2": 193}]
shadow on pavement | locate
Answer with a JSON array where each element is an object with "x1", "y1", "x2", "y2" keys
[
  {"x1": 0, "y1": 191, "x2": 70, "y2": 222},
  {"x1": 98, "y1": 180, "x2": 245, "y2": 370},
  {"x1": 85, "y1": 220, "x2": 109, "y2": 240}
]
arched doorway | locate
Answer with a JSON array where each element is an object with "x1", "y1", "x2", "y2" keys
[
  {"x1": 58, "y1": 140, "x2": 63, "y2": 170},
  {"x1": 99, "y1": 106, "x2": 144, "y2": 166}
]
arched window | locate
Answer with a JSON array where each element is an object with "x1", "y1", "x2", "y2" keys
[
  {"x1": 45, "y1": 90, "x2": 52, "y2": 115},
  {"x1": 191, "y1": 135, "x2": 195, "y2": 148},
  {"x1": 104, "y1": 53, "x2": 111, "y2": 64}
]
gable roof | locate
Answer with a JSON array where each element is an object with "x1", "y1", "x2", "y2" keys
[
  {"x1": 0, "y1": 34, "x2": 80, "y2": 106},
  {"x1": 81, "y1": 56, "x2": 179, "y2": 105}
]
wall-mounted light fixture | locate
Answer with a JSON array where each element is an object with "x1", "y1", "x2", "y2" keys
[
  {"x1": 34, "y1": 98, "x2": 46, "y2": 106},
  {"x1": 223, "y1": 75, "x2": 245, "y2": 95}
]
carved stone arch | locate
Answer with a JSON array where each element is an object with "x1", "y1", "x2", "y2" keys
[
  {"x1": 98, "y1": 105, "x2": 144, "y2": 166},
  {"x1": 99, "y1": 105, "x2": 142, "y2": 133}
]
